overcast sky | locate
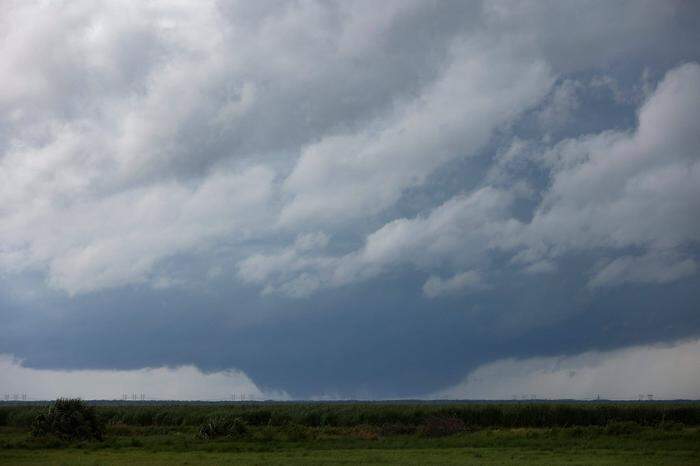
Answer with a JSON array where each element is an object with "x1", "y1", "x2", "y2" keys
[{"x1": 1, "y1": 0, "x2": 699, "y2": 400}]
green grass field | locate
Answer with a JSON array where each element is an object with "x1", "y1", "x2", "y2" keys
[
  {"x1": 1, "y1": 402, "x2": 699, "y2": 465},
  {"x1": 2, "y1": 446, "x2": 699, "y2": 465}
]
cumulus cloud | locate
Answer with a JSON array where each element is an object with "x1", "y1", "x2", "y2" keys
[
  {"x1": 1, "y1": 0, "x2": 698, "y2": 301},
  {"x1": 237, "y1": 232, "x2": 335, "y2": 297},
  {"x1": 241, "y1": 187, "x2": 520, "y2": 296},
  {"x1": 280, "y1": 43, "x2": 552, "y2": 226},
  {"x1": 1, "y1": 165, "x2": 275, "y2": 295},
  {"x1": 415, "y1": 63, "x2": 700, "y2": 285},
  {"x1": 423, "y1": 271, "x2": 487, "y2": 298},
  {"x1": 337, "y1": 188, "x2": 518, "y2": 279},
  {"x1": 536, "y1": 79, "x2": 582, "y2": 130},
  {"x1": 1, "y1": 0, "x2": 548, "y2": 294},
  {"x1": 589, "y1": 251, "x2": 697, "y2": 288},
  {"x1": 241, "y1": 62, "x2": 700, "y2": 297},
  {"x1": 513, "y1": 62, "x2": 700, "y2": 270},
  {"x1": 0, "y1": 354, "x2": 288, "y2": 400},
  {"x1": 433, "y1": 338, "x2": 700, "y2": 400}
]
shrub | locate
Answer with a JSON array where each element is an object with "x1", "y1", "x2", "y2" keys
[
  {"x1": 605, "y1": 421, "x2": 642, "y2": 435},
  {"x1": 420, "y1": 417, "x2": 465, "y2": 437},
  {"x1": 198, "y1": 416, "x2": 248, "y2": 440},
  {"x1": 567, "y1": 426, "x2": 596, "y2": 438},
  {"x1": 283, "y1": 423, "x2": 315, "y2": 441},
  {"x1": 659, "y1": 421, "x2": 684, "y2": 431},
  {"x1": 256, "y1": 424, "x2": 277, "y2": 442},
  {"x1": 31, "y1": 399, "x2": 104, "y2": 441},
  {"x1": 3, "y1": 402, "x2": 698, "y2": 431},
  {"x1": 380, "y1": 422, "x2": 417, "y2": 436},
  {"x1": 350, "y1": 425, "x2": 380, "y2": 440},
  {"x1": 129, "y1": 437, "x2": 144, "y2": 447}
]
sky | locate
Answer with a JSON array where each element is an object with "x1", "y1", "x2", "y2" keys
[{"x1": 1, "y1": 0, "x2": 699, "y2": 401}]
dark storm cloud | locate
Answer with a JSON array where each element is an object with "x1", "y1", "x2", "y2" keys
[
  {"x1": 1, "y1": 0, "x2": 699, "y2": 399},
  {"x1": 2, "y1": 266, "x2": 699, "y2": 398}
]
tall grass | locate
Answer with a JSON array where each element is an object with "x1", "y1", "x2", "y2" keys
[{"x1": 1, "y1": 402, "x2": 698, "y2": 429}]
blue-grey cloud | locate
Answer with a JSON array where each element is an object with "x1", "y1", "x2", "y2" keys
[{"x1": 1, "y1": 0, "x2": 699, "y2": 399}]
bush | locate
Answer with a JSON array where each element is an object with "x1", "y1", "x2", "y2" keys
[
  {"x1": 380, "y1": 422, "x2": 417, "y2": 436},
  {"x1": 567, "y1": 426, "x2": 599, "y2": 438},
  {"x1": 198, "y1": 416, "x2": 248, "y2": 440},
  {"x1": 660, "y1": 421, "x2": 684, "y2": 431},
  {"x1": 420, "y1": 417, "x2": 465, "y2": 437},
  {"x1": 3, "y1": 402, "x2": 698, "y2": 431},
  {"x1": 349, "y1": 425, "x2": 379, "y2": 441},
  {"x1": 283, "y1": 423, "x2": 315, "y2": 441},
  {"x1": 256, "y1": 424, "x2": 277, "y2": 442},
  {"x1": 31, "y1": 399, "x2": 104, "y2": 441},
  {"x1": 605, "y1": 421, "x2": 642, "y2": 435}
]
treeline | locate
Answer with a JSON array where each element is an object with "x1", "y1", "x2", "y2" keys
[{"x1": 1, "y1": 402, "x2": 699, "y2": 429}]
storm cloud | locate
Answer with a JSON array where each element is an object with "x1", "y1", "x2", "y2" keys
[{"x1": 1, "y1": 0, "x2": 699, "y2": 399}]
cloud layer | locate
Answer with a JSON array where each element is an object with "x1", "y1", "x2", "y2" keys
[
  {"x1": 2, "y1": 1, "x2": 697, "y2": 297},
  {"x1": 1, "y1": 0, "x2": 699, "y2": 399},
  {"x1": 435, "y1": 338, "x2": 700, "y2": 400},
  {"x1": 0, "y1": 354, "x2": 287, "y2": 401},
  {"x1": 237, "y1": 63, "x2": 700, "y2": 297}
]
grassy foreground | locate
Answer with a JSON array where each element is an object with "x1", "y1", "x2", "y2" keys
[
  {"x1": 2, "y1": 446, "x2": 699, "y2": 466},
  {"x1": 2, "y1": 425, "x2": 699, "y2": 465},
  {"x1": 1, "y1": 402, "x2": 699, "y2": 465}
]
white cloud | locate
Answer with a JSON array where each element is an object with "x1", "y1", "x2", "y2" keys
[
  {"x1": 512, "y1": 63, "x2": 700, "y2": 274},
  {"x1": 340, "y1": 187, "x2": 518, "y2": 277},
  {"x1": 536, "y1": 79, "x2": 581, "y2": 130},
  {"x1": 434, "y1": 338, "x2": 700, "y2": 400},
  {"x1": 0, "y1": 354, "x2": 288, "y2": 401},
  {"x1": 521, "y1": 259, "x2": 557, "y2": 275},
  {"x1": 1, "y1": 1, "x2": 698, "y2": 298},
  {"x1": 241, "y1": 187, "x2": 521, "y2": 297},
  {"x1": 423, "y1": 271, "x2": 487, "y2": 298},
  {"x1": 237, "y1": 232, "x2": 337, "y2": 298},
  {"x1": 280, "y1": 42, "x2": 552, "y2": 226},
  {"x1": 245, "y1": 59, "x2": 700, "y2": 297},
  {"x1": 1, "y1": 165, "x2": 275, "y2": 295},
  {"x1": 242, "y1": 62, "x2": 700, "y2": 297},
  {"x1": 589, "y1": 251, "x2": 697, "y2": 288},
  {"x1": 2, "y1": 0, "x2": 538, "y2": 295},
  {"x1": 483, "y1": 0, "x2": 698, "y2": 73},
  {"x1": 485, "y1": 138, "x2": 537, "y2": 190}
]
